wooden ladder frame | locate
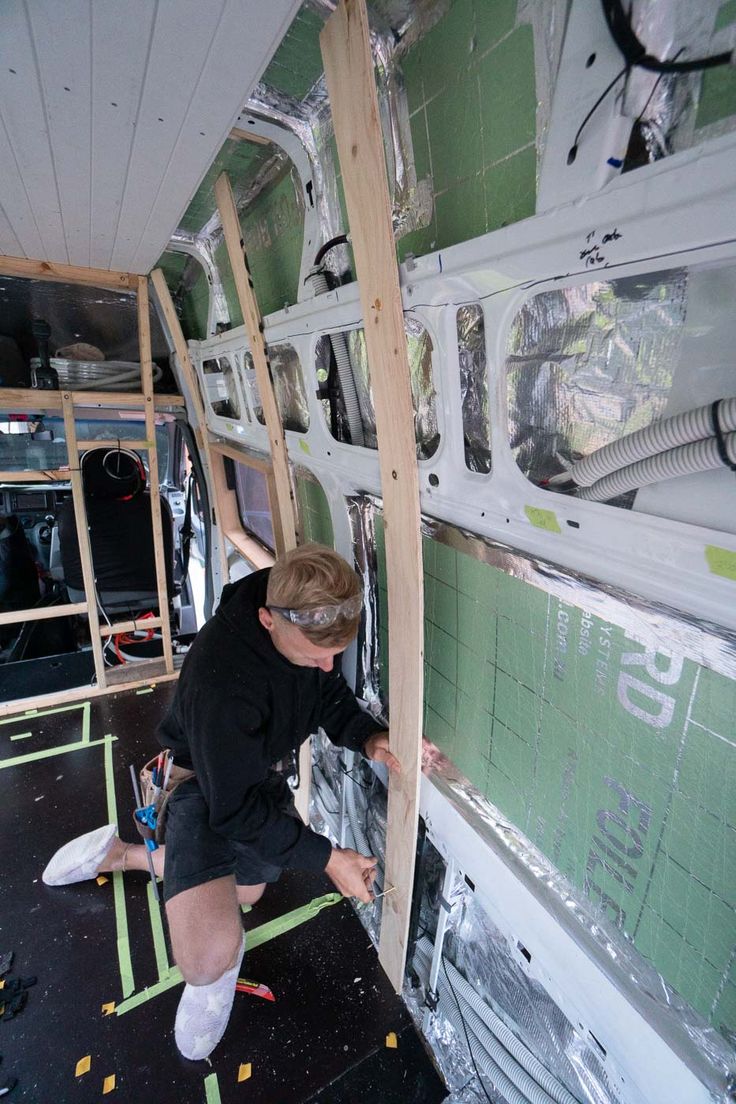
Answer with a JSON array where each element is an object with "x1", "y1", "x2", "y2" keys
[{"x1": 0, "y1": 255, "x2": 184, "y2": 713}]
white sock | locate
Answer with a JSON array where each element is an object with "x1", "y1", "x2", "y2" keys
[{"x1": 174, "y1": 936, "x2": 245, "y2": 1061}]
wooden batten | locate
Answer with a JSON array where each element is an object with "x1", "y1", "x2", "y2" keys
[
  {"x1": 229, "y1": 126, "x2": 271, "y2": 146},
  {"x1": 61, "y1": 393, "x2": 107, "y2": 689},
  {"x1": 0, "y1": 389, "x2": 184, "y2": 413},
  {"x1": 321, "y1": 0, "x2": 425, "y2": 992},
  {"x1": 0, "y1": 253, "x2": 136, "y2": 291},
  {"x1": 213, "y1": 170, "x2": 310, "y2": 817},
  {"x1": 0, "y1": 672, "x2": 179, "y2": 719},
  {"x1": 210, "y1": 448, "x2": 276, "y2": 572},
  {"x1": 99, "y1": 616, "x2": 163, "y2": 639},
  {"x1": 137, "y1": 277, "x2": 175, "y2": 676},
  {"x1": 0, "y1": 603, "x2": 87, "y2": 628},
  {"x1": 149, "y1": 268, "x2": 228, "y2": 583}
]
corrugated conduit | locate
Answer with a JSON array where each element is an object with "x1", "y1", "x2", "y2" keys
[
  {"x1": 569, "y1": 397, "x2": 736, "y2": 487},
  {"x1": 415, "y1": 939, "x2": 580, "y2": 1104},
  {"x1": 577, "y1": 430, "x2": 736, "y2": 500}
]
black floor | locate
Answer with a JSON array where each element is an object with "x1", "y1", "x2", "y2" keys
[{"x1": 0, "y1": 683, "x2": 446, "y2": 1103}]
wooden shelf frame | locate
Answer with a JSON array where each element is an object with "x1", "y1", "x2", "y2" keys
[
  {"x1": 209, "y1": 439, "x2": 277, "y2": 572},
  {"x1": 0, "y1": 261, "x2": 182, "y2": 709}
]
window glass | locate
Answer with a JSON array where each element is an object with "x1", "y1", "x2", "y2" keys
[
  {"x1": 233, "y1": 462, "x2": 275, "y2": 552},
  {"x1": 0, "y1": 417, "x2": 169, "y2": 484}
]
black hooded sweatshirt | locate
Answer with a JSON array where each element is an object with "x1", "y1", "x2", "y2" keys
[{"x1": 156, "y1": 568, "x2": 383, "y2": 873}]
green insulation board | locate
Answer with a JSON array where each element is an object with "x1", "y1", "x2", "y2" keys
[
  {"x1": 399, "y1": 0, "x2": 537, "y2": 260},
  {"x1": 376, "y1": 521, "x2": 736, "y2": 1039},
  {"x1": 295, "y1": 473, "x2": 334, "y2": 548}
]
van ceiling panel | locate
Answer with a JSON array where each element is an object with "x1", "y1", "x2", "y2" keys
[{"x1": 0, "y1": 0, "x2": 301, "y2": 274}]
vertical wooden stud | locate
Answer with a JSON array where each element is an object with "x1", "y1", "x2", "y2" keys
[
  {"x1": 321, "y1": 0, "x2": 425, "y2": 991},
  {"x1": 61, "y1": 393, "x2": 107, "y2": 688},
  {"x1": 137, "y1": 277, "x2": 175, "y2": 674}
]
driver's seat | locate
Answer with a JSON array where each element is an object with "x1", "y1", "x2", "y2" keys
[{"x1": 57, "y1": 447, "x2": 175, "y2": 613}]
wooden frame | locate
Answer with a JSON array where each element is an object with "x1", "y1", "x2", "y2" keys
[
  {"x1": 209, "y1": 440, "x2": 276, "y2": 572},
  {"x1": 229, "y1": 127, "x2": 271, "y2": 146},
  {"x1": 214, "y1": 171, "x2": 313, "y2": 819},
  {"x1": 149, "y1": 267, "x2": 228, "y2": 583},
  {"x1": 137, "y1": 276, "x2": 175, "y2": 675},
  {"x1": 322, "y1": 0, "x2": 425, "y2": 992},
  {"x1": 0, "y1": 253, "x2": 135, "y2": 291},
  {"x1": 0, "y1": 264, "x2": 181, "y2": 708},
  {"x1": 0, "y1": 388, "x2": 184, "y2": 412}
]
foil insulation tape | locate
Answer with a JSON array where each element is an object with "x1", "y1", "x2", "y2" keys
[
  {"x1": 317, "y1": 318, "x2": 439, "y2": 457},
  {"x1": 506, "y1": 268, "x2": 688, "y2": 490},
  {"x1": 456, "y1": 303, "x2": 491, "y2": 474},
  {"x1": 244, "y1": 343, "x2": 310, "y2": 432}
]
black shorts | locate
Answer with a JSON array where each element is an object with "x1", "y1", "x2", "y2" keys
[{"x1": 163, "y1": 773, "x2": 297, "y2": 904}]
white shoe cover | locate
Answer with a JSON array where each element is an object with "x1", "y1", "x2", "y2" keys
[
  {"x1": 174, "y1": 937, "x2": 245, "y2": 1061},
  {"x1": 42, "y1": 824, "x2": 117, "y2": 886}
]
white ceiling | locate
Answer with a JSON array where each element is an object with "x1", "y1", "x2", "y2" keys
[{"x1": 0, "y1": 0, "x2": 301, "y2": 274}]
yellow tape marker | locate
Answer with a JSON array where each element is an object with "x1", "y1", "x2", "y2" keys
[
  {"x1": 103, "y1": 1073, "x2": 116, "y2": 1094},
  {"x1": 101, "y1": 1002, "x2": 116, "y2": 1016},
  {"x1": 97, "y1": 875, "x2": 109, "y2": 886},
  {"x1": 385, "y1": 1032, "x2": 398, "y2": 1049},
  {"x1": 298, "y1": 439, "x2": 310, "y2": 454},
  {"x1": 705, "y1": 544, "x2": 736, "y2": 580},
  {"x1": 75, "y1": 1055, "x2": 91, "y2": 1077},
  {"x1": 237, "y1": 1063, "x2": 252, "y2": 1083},
  {"x1": 524, "y1": 505, "x2": 561, "y2": 533}
]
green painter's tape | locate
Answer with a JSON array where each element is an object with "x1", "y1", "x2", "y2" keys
[
  {"x1": 0, "y1": 734, "x2": 115, "y2": 771},
  {"x1": 298, "y1": 438, "x2": 311, "y2": 454},
  {"x1": 136, "y1": 687, "x2": 154, "y2": 696},
  {"x1": 104, "y1": 736, "x2": 135, "y2": 998},
  {"x1": 147, "y1": 881, "x2": 170, "y2": 979},
  {"x1": 116, "y1": 892, "x2": 343, "y2": 1016},
  {"x1": 0, "y1": 701, "x2": 85, "y2": 726},
  {"x1": 524, "y1": 505, "x2": 561, "y2": 533},
  {"x1": 9, "y1": 732, "x2": 33, "y2": 742},
  {"x1": 204, "y1": 1073, "x2": 222, "y2": 1104},
  {"x1": 705, "y1": 544, "x2": 736, "y2": 580},
  {"x1": 246, "y1": 891, "x2": 343, "y2": 951}
]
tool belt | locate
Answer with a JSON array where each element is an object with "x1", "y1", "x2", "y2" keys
[{"x1": 135, "y1": 751, "x2": 195, "y2": 845}]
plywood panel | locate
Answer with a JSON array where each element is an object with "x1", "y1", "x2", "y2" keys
[{"x1": 321, "y1": 0, "x2": 425, "y2": 993}]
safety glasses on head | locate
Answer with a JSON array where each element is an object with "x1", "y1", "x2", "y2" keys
[{"x1": 270, "y1": 593, "x2": 362, "y2": 628}]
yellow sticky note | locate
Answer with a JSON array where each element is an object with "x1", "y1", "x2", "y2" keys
[
  {"x1": 96, "y1": 875, "x2": 109, "y2": 886},
  {"x1": 524, "y1": 505, "x2": 561, "y2": 533},
  {"x1": 385, "y1": 1032, "x2": 398, "y2": 1049},
  {"x1": 101, "y1": 1002, "x2": 116, "y2": 1016},
  {"x1": 75, "y1": 1055, "x2": 91, "y2": 1077},
  {"x1": 237, "y1": 1063, "x2": 252, "y2": 1082},
  {"x1": 103, "y1": 1073, "x2": 116, "y2": 1094}
]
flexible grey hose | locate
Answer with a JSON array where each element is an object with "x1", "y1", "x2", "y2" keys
[
  {"x1": 569, "y1": 397, "x2": 736, "y2": 487},
  {"x1": 416, "y1": 945, "x2": 535, "y2": 1104},
  {"x1": 577, "y1": 430, "x2": 736, "y2": 501},
  {"x1": 306, "y1": 268, "x2": 365, "y2": 446},
  {"x1": 416, "y1": 941, "x2": 578, "y2": 1104},
  {"x1": 31, "y1": 359, "x2": 163, "y2": 392}
]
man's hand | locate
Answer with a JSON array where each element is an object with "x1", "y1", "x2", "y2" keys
[
  {"x1": 325, "y1": 847, "x2": 377, "y2": 904},
  {"x1": 363, "y1": 731, "x2": 400, "y2": 774}
]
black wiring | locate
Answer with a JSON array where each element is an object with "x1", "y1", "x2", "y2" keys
[
  {"x1": 441, "y1": 953, "x2": 496, "y2": 1104},
  {"x1": 567, "y1": 63, "x2": 630, "y2": 164},
  {"x1": 601, "y1": 0, "x2": 733, "y2": 74},
  {"x1": 340, "y1": 762, "x2": 373, "y2": 791}
]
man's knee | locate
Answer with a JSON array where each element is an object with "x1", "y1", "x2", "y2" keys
[
  {"x1": 237, "y1": 882, "x2": 266, "y2": 906},
  {"x1": 175, "y1": 932, "x2": 243, "y2": 986}
]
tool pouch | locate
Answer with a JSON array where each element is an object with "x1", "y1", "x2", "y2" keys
[{"x1": 135, "y1": 752, "x2": 195, "y2": 844}]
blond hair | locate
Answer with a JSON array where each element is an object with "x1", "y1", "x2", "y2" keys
[{"x1": 266, "y1": 543, "x2": 361, "y2": 646}]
